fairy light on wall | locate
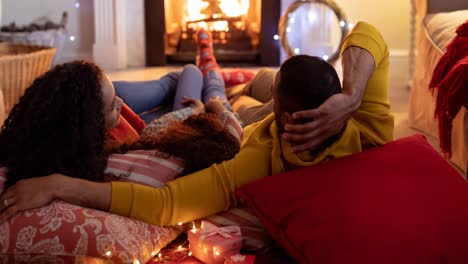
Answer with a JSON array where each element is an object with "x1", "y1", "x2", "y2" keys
[{"x1": 69, "y1": 1, "x2": 80, "y2": 43}]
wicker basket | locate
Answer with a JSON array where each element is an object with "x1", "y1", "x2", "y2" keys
[
  {"x1": 0, "y1": 42, "x2": 56, "y2": 113},
  {"x1": 0, "y1": 29, "x2": 67, "y2": 64}
]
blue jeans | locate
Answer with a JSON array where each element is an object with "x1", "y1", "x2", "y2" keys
[{"x1": 113, "y1": 65, "x2": 230, "y2": 123}]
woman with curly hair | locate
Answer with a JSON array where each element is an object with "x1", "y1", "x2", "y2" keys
[
  {"x1": 0, "y1": 60, "x2": 123, "y2": 188},
  {"x1": 0, "y1": 58, "x2": 241, "y2": 190}
]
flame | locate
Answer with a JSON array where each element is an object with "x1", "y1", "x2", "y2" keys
[
  {"x1": 185, "y1": 0, "x2": 250, "y2": 31},
  {"x1": 186, "y1": 0, "x2": 208, "y2": 21},
  {"x1": 219, "y1": 0, "x2": 249, "y2": 17}
]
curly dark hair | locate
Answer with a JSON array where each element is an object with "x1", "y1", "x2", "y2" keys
[
  {"x1": 0, "y1": 60, "x2": 108, "y2": 188},
  {"x1": 133, "y1": 113, "x2": 240, "y2": 175}
]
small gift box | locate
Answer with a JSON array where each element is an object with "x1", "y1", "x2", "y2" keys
[
  {"x1": 188, "y1": 221, "x2": 242, "y2": 264},
  {"x1": 224, "y1": 254, "x2": 256, "y2": 264}
]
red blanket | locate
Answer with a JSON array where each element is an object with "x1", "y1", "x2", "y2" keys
[{"x1": 429, "y1": 20, "x2": 468, "y2": 157}]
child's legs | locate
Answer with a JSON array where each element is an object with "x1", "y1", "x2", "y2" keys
[
  {"x1": 113, "y1": 71, "x2": 180, "y2": 114},
  {"x1": 172, "y1": 64, "x2": 203, "y2": 110},
  {"x1": 202, "y1": 70, "x2": 232, "y2": 111}
]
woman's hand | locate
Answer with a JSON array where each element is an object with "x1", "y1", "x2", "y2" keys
[
  {"x1": 0, "y1": 174, "x2": 112, "y2": 224},
  {"x1": 0, "y1": 174, "x2": 62, "y2": 223},
  {"x1": 205, "y1": 97, "x2": 227, "y2": 113},
  {"x1": 182, "y1": 96, "x2": 205, "y2": 114}
]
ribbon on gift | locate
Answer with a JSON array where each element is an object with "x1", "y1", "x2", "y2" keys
[{"x1": 198, "y1": 221, "x2": 241, "y2": 241}]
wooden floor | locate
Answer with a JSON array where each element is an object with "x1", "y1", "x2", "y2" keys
[{"x1": 108, "y1": 55, "x2": 416, "y2": 141}]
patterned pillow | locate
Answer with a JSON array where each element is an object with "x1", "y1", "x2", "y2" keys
[
  {"x1": 0, "y1": 168, "x2": 180, "y2": 263},
  {"x1": 104, "y1": 149, "x2": 185, "y2": 187}
]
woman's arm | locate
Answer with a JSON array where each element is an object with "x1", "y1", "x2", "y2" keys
[{"x1": 0, "y1": 174, "x2": 111, "y2": 223}]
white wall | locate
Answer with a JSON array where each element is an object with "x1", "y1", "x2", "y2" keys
[
  {"x1": 125, "y1": 0, "x2": 145, "y2": 67},
  {"x1": 2, "y1": 0, "x2": 94, "y2": 62},
  {"x1": 281, "y1": 0, "x2": 411, "y2": 54},
  {"x1": 2, "y1": 0, "x2": 145, "y2": 67}
]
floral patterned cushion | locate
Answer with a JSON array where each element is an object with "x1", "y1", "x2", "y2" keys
[{"x1": 0, "y1": 169, "x2": 180, "y2": 263}]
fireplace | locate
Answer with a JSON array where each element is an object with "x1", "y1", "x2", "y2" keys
[{"x1": 145, "y1": 0, "x2": 280, "y2": 66}]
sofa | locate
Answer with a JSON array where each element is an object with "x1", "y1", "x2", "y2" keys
[{"x1": 408, "y1": 0, "x2": 468, "y2": 175}]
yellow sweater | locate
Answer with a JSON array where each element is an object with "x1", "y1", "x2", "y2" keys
[{"x1": 110, "y1": 22, "x2": 394, "y2": 226}]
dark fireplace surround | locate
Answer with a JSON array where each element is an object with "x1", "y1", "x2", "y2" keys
[{"x1": 144, "y1": 0, "x2": 281, "y2": 66}]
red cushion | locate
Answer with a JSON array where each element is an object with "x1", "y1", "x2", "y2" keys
[
  {"x1": 220, "y1": 69, "x2": 255, "y2": 88},
  {"x1": 236, "y1": 134, "x2": 468, "y2": 263}
]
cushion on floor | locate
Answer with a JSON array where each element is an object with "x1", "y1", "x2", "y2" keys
[
  {"x1": 236, "y1": 134, "x2": 468, "y2": 263},
  {"x1": 0, "y1": 160, "x2": 181, "y2": 263}
]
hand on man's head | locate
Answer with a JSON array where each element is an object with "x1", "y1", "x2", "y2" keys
[{"x1": 281, "y1": 93, "x2": 354, "y2": 153}]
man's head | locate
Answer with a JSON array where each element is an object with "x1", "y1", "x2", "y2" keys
[{"x1": 273, "y1": 55, "x2": 342, "y2": 131}]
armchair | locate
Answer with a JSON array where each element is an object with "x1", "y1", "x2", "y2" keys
[{"x1": 408, "y1": 0, "x2": 468, "y2": 174}]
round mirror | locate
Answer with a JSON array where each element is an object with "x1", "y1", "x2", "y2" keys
[{"x1": 279, "y1": 0, "x2": 349, "y2": 63}]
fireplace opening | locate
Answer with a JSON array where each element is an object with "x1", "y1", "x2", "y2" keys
[
  {"x1": 145, "y1": 0, "x2": 280, "y2": 66},
  {"x1": 165, "y1": 0, "x2": 261, "y2": 63}
]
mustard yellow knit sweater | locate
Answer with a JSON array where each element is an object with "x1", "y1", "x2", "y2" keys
[{"x1": 109, "y1": 22, "x2": 394, "y2": 226}]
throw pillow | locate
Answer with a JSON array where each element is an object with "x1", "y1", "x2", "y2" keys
[
  {"x1": 220, "y1": 69, "x2": 255, "y2": 88},
  {"x1": 236, "y1": 134, "x2": 468, "y2": 263},
  {"x1": 0, "y1": 165, "x2": 180, "y2": 263}
]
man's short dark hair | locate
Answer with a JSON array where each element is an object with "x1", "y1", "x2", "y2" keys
[{"x1": 277, "y1": 55, "x2": 342, "y2": 113}]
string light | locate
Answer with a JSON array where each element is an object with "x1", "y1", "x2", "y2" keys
[
  {"x1": 322, "y1": 55, "x2": 329, "y2": 61},
  {"x1": 69, "y1": 35, "x2": 76, "y2": 41},
  {"x1": 133, "y1": 259, "x2": 140, "y2": 264},
  {"x1": 105, "y1": 251, "x2": 112, "y2": 257},
  {"x1": 294, "y1": 48, "x2": 300, "y2": 54},
  {"x1": 177, "y1": 222, "x2": 183, "y2": 226},
  {"x1": 339, "y1": 20, "x2": 346, "y2": 27},
  {"x1": 75, "y1": 2, "x2": 80, "y2": 8},
  {"x1": 273, "y1": 34, "x2": 279, "y2": 40},
  {"x1": 188, "y1": 252, "x2": 193, "y2": 257},
  {"x1": 348, "y1": 22, "x2": 355, "y2": 30}
]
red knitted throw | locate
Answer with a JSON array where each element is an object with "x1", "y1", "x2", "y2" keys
[{"x1": 428, "y1": 21, "x2": 468, "y2": 158}]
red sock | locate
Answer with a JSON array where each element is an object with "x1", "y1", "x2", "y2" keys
[{"x1": 196, "y1": 29, "x2": 219, "y2": 76}]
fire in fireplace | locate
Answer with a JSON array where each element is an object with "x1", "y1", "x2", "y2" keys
[
  {"x1": 164, "y1": 0, "x2": 261, "y2": 62},
  {"x1": 145, "y1": 0, "x2": 280, "y2": 66}
]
